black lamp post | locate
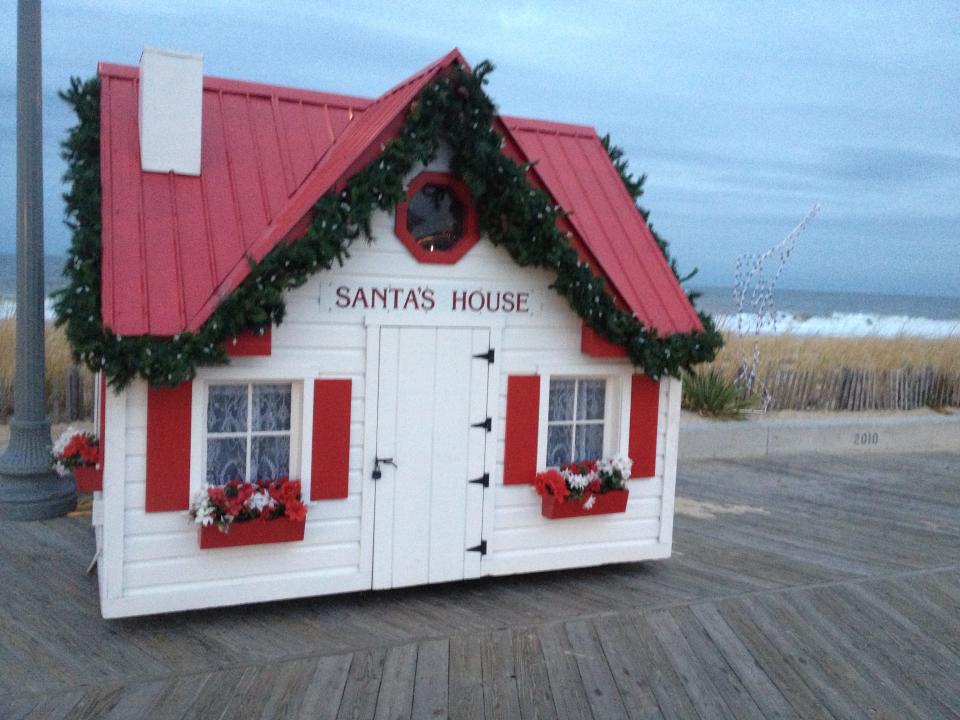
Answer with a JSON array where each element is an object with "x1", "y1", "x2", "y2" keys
[{"x1": 0, "y1": 0, "x2": 77, "y2": 519}]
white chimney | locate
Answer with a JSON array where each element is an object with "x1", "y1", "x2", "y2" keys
[{"x1": 138, "y1": 47, "x2": 203, "y2": 175}]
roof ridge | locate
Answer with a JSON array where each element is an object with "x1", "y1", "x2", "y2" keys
[
  {"x1": 97, "y1": 61, "x2": 373, "y2": 109},
  {"x1": 502, "y1": 114, "x2": 598, "y2": 139}
]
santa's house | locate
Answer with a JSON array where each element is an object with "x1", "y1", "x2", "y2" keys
[{"x1": 59, "y1": 49, "x2": 718, "y2": 618}]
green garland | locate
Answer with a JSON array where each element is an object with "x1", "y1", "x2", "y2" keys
[{"x1": 55, "y1": 61, "x2": 722, "y2": 389}]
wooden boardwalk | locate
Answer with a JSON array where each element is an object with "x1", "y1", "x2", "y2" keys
[{"x1": 1, "y1": 452, "x2": 958, "y2": 719}]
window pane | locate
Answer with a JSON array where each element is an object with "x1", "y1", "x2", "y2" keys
[
  {"x1": 206, "y1": 437, "x2": 247, "y2": 485},
  {"x1": 252, "y1": 384, "x2": 291, "y2": 431},
  {"x1": 574, "y1": 424, "x2": 604, "y2": 462},
  {"x1": 547, "y1": 425, "x2": 573, "y2": 467},
  {"x1": 207, "y1": 385, "x2": 247, "y2": 433},
  {"x1": 251, "y1": 436, "x2": 290, "y2": 481},
  {"x1": 548, "y1": 379, "x2": 575, "y2": 421},
  {"x1": 577, "y1": 380, "x2": 606, "y2": 420},
  {"x1": 406, "y1": 183, "x2": 464, "y2": 252}
]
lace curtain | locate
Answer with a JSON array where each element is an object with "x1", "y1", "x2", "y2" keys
[
  {"x1": 206, "y1": 384, "x2": 291, "y2": 485},
  {"x1": 546, "y1": 378, "x2": 605, "y2": 466}
]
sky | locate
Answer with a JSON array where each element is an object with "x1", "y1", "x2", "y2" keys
[{"x1": 0, "y1": 1, "x2": 958, "y2": 297}]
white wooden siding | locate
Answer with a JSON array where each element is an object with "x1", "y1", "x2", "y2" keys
[{"x1": 100, "y1": 154, "x2": 680, "y2": 617}]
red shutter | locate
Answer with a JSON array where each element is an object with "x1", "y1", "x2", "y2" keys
[
  {"x1": 311, "y1": 379, "x2": 352, "y2": 500},
  {"x1": 628, "y1": 374, "x2": 660, "y2": 478},
  {"x1": 503, "y1": 375, "x2": 540, "y2": 485},
  {"x1": 146, "y1": 382, "x2": 193, "y2": 512}
]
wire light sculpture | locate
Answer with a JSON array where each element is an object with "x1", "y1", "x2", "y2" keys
[{"x1": 733, "y1": 204, "x2": 821, "y2": 410}]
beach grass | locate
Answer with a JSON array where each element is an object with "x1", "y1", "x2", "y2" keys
[
  {"x1": 0, "y1": 317, "x2": 92, "y2": 421},
  {"x1": 708, "y1": 334, "x2": 960, "y2": 377},
  {"x1": 696, "y1": 334, "x2": 960, "y2": 412}
]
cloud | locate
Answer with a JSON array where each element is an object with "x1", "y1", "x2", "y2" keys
[{"x1": 0, "y1": 0, "x2": 958, "y2": 300}]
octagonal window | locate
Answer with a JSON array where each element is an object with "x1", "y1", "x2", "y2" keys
[
  {"x1": 395, "y1": 172, "x2": 479, "y2": 264},
  {"x1": 406, "y1": 183, "x2": 465, "y2": 252}
]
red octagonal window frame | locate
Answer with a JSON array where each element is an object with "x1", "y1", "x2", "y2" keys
[{"x1": 395, "y1": 172, "x2": 480, "y2": 264}]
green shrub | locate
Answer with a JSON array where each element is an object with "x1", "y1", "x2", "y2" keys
[{"x1": 682, "y1": 369, "x2": 756, "y2": 419}]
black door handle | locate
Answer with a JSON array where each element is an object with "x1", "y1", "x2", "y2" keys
[{"x1": 372, "y1": 456, "x2": 397, "y2": 480}]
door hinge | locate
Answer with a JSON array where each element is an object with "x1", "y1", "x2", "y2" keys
[
  {"x1": 469, "y1": 472, "x2": 490, "y2": 488},
  {"x1": 471, "y1": 417, "x2": 492, "y2": 432},
  {"x1": 467, "y1": 540, "x2": 487, "y2": 555},
  {"x1": 473, "y1": 348, "x2": 495, "y2": 364}
]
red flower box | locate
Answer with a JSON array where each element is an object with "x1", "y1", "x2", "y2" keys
[
  {"x1": 541, "y1": 489, "x2": 629, "y2": 519},
  {"x1": 73, "y1": 465, "x2": 103, "y2": 493},
  {"x1": 199, "y1": 517, "x2": 306, "y2": 549}
]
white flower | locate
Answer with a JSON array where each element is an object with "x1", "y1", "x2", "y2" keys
[
  {"x1": 562, "y1": 468, "x2": 588, "y2": 490},
  {"x1": 52, "y1": 426, "x2": 83, "y2": 456},
  {"x1": 613, "y1": 456, "x2": 633, "y2": 478},
  {"x1": 583, "y1": 495, "x2": 597, "y2": 510},
  {"x1": 245, "y1": 489, "x2": 276, "y2": 513},
  {"x1": 189, "y1": 487, "x2": 218, "y2": 526}
]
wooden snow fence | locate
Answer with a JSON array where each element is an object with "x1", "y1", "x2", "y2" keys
[{"x1": 761, "y1": 366, "x2": 960, "y2": 411}]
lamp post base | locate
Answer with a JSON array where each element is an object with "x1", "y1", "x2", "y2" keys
[{"x1": 0, "y1": 418, "x2": 77, "y2": 520}]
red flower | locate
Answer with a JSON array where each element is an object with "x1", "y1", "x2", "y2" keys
[
  {"x1": 59, "y1": 433, "x2": 99, "y2": 464},
  {"x1": 534, "y1": 469, "x2": 563, "y2": 498},
  {"x1": 284, "y1": 498, "x2": 307, "y2": 522},
  {"x1": 201, "y1": 477, "x2": 308, "y2": 526}
]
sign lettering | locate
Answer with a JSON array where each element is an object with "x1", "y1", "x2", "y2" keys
[{"x1": 322, "y1": 279, "x2": 540, "y2": 318}]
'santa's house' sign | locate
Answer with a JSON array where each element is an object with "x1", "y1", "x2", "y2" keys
[{"x1": 321, "y1": 277, "x2": 542, "y2": 319}]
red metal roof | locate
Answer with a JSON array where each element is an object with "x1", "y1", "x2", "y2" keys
[
  {"x1": 99, "y1": 50, "x2": 701, "y2": 337},
  {"x1": 501, "y1": 117, "x2": 702, "y2": 334}
]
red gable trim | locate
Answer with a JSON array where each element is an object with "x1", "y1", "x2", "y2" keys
[
  {"x1": 224, "y1": 327, "x2": 272, "y2": 357},
  {"x1": 581, "y1": 323, "x2": 628, "y2": 358}
]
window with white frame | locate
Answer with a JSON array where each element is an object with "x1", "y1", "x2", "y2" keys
[
  {"x1": 546, "y1": 377, "x2": 607, "y2": 466},
  {"x1": 205, "y1": 383, "x2": 296, "y2": 485}
]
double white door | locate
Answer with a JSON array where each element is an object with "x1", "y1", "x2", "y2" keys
[{"x1": 372, "y1": 327, "x2": 491, "y2": 589}]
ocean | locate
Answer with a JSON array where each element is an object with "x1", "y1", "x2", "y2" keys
[
  {"x1": 694, "y1": 286, "x2": 960, "y2": 338},
  {"x1": 1, "y1": 255, "x2": 959, "y2": 338}
]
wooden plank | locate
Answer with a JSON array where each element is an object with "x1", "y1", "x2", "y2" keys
[
  {"x1": 590, "y1": 615, "x2": 664, "y2": 720},
  {"x1": 715, "y1": 600, "x2": 836, "y2": 720},
  {"x1": 668, "y1": 606, "x2": 769, "y2": 720},
  {"x1": 644, "y1": 610, "x2": 735, "y2": 720},
  {"x1": 777, "y1": 588, "x2": 925, "y2": 719},
  {"x1": 337, "y1": 650, "x2": 386, "y2": 720},
  {"x1": 20, "y1": 691, "x2": 85, "y2": 720},
  {"x1": 137, "y1": 673, "x2": 212, "y2": 720},
  {"x1": 738, "y1": 595, "x2": 873, "y2": 720},
  {"x1": 618, "y1": 612, "x2": 703, "y2": 720},
  {"x1": 411, "y1": 639, "x2": 449, "y2": 720},
  {"x1": 449, "y1": 635, "x2": 484, "y2": 720},
  {"x1": 562, "y1": 620, "x2": 629, "y2": 720},
  {"x1": 296, "y1": 654, "x2": 353, "y2": 720},
  {"x1": 812, "y1": 585, "x2": 960, "y2": 718},
  {"x1": 479, "y1": 629, "x2": 522, "y2": 720},
  {"x1": 512, "y1": 628, "x2": 559, "y2": 720},
  {"x1": 688, "y1": 604, "x2": 798, "y2": 720},
  {"x1": 374, "y1": 643, "x2": 418, "y2": 720},
  {"x1": 535, "y1": 623, "x2": 593, "y2": 720}
]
